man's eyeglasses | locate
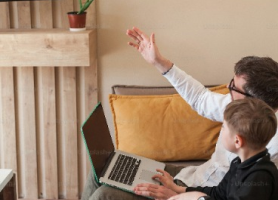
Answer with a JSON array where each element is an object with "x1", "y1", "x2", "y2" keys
[{"x1": 228, "y1": 79, "x2": 253, "y2": 97}]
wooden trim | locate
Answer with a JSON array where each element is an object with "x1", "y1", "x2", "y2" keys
[{"x1": 0, "y1": 29, "x2": 95, "y2": 67}]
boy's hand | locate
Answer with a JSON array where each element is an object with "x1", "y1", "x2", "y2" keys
[{"x1": 153, "y1": 169, "x2": 186, "y2": 194}]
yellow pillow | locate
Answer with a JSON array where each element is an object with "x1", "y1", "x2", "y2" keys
[{"x1": 109, "y1": 85, "x2": 229, "y2": 161}]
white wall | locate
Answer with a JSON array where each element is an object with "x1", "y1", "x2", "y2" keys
[{"x1": 96, "y1": 0, "x2": 278, "y2": 143}]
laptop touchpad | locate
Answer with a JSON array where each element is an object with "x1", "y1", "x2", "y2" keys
[{"x1": 139, "y1": 170, "x2": 160, "y2": 185}]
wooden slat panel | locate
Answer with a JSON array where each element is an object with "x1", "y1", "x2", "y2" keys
[
  {"x1": 56, "y1": 0, "x2": 78, "y2": 198},
  {"x1": 77, "y1": 29, "x2": 97, "y2": 198},
  {"x1": 16, "y1": 1, "x2": 31, "y2": 29},
  {"x1": 15, "y1": 2, "x2": 38, "y2": 199},
  {"x1": 53, "y1": 0, "x2": 73, "y2": 29},
  {"x1": 38, "y1": 1, "x2": 53, "y2": 29},
  {"x1": 0, "y1": 2, "x2": 9, "y2": 28},
  {"x1": 76, "y1": 67, "x2": 97, "y2": 198},
  {"x1": 0, "y1": 0, "x2": 97, "y2": 199},
  {"x1": 0, "y1": 68, "x2": 17, "y2": 171},
  {"x1": 36, "y1": 69, "x2": 58, "y2": 199},
  {"x1": 15, "y1": 67, "x2": 38, "y2": 199},
  {"x1": 0, "y1": 3, "x2": 18, "y2": 200},
  {"x1": 35, "y1": 1, "x2": 58, "y2": 199},
  {"x1": 56, "y1": 68, "x2": 78, "y2": 199}
]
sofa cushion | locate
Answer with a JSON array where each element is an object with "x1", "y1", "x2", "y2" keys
[{"x1": 109, "y1": 84, "x2": 229, "y2": 161}]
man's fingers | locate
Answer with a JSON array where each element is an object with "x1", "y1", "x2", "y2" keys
[
  {"x1": 150, "y1": 33, "x2": 155, "y2": 44},
  {"x1": 133, "y1": 27, "x2": 150, "y2": 41},
  {"x1": 131, "y1": 27, "x2": 144, "y2": 41},
  {"x1": 127, "y1": 42, "x2": 139, "y2": 50},
  {"x1": 126, "y1": 30, "x2": 141, "y2": 42}
]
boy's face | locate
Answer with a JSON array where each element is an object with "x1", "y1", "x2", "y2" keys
[{"x1": 221, "y1": 120, "x2": 236, "y2": 153}]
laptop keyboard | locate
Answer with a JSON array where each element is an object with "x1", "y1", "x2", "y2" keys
[{"x1": 108, "y1": 154, "x2": 141, "y2": 186}]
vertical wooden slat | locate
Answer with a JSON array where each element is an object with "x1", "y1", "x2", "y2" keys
[
  {"x1": 0, "y1": 69, "x2": 17, "y2": 170},
  {"x1": 35, "y1": 1, "x2": 58, "y2": 199},
  {"x1": 53, "y1": 0, "x2": 73, "y2": 29},
  {"x1": 56, "y1": 69, "x2": 78, "y2": 199},
  {"x1": 0, "y1": 3, "x2": 17, "y2": 200},
  {"x1": 14, "y1": 2, "x2": 38, "y2": 199},
  {"x1": 15, "y1": 67, "x2": 38, "y2": 199},
  {"x1": 76, "y1": 2, "x2": 97, "y2": 196},
  {"x1": 38, "y1": 1, "x2": 53, "y2": 29},
  {"x1": 55, "y1": 0, "x2": 79, "y2": 199},
  {"x1": 77, "y1": 60, "x2": 98, "y2": 198},
  {"x1": 0, "y1": 2, "x2": 9, "y2": 28},
  {"x1": 36, "y1": 68, "x2": 57, "y2": 199}
]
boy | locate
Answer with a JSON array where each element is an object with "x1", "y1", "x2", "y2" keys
[{"x1": 135, "y1": 98, "x2": 278, "y2": 200}]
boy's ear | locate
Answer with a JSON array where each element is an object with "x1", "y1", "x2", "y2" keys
[{"x1": 235, "y1": 134, "x2": 244, "y2": 149}]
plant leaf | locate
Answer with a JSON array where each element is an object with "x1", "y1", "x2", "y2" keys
[
  {"x1": 78, "y1": 0, "x2": 83, "y2": 11},
  {"x1": 78, "y1": 0, "x2": 94, "y2": 14}
]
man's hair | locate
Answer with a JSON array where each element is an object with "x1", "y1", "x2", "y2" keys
[
  {"x1": 224, "y1": 98, "x2": 277, "y2": 150},
  {"x1": 234, "y1": 56, "x2": 278, "y2": 109}
]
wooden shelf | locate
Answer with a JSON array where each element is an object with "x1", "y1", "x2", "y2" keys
[{"x1": 0, "y1": 29, "x2": 96, "y2": 67}]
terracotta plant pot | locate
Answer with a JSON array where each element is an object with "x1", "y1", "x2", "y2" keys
[{"x1": 67, "y1": 12, "x2": 87, "y2": 31}]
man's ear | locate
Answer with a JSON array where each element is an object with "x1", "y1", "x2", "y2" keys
[{"x1": 235, "y1": 134, "x2": 244, "y2": 149}]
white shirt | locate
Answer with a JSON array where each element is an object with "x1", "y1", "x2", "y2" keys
[{"x1": 164, "y1": 65, "x2": 278, "y2": 187}]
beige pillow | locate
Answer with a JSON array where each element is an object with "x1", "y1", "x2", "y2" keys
[{"x1": 109, "y1": 85, "x2": 229, "y2": 161}]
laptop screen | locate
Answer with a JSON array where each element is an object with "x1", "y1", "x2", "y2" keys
[{"x1": 81, "y1": 103, "x2": 114, "y2": 178}]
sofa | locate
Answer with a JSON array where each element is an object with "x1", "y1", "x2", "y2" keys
[
  {"x1": 109, "y1": 84, "x2": 229, "y2": 167},
  {"x1": 81, "y1": 84, "x2": 228, "y2": 199}
]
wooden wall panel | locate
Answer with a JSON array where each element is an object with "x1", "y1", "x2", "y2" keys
[
  {"x1": 15, "y1": 67, "x2": 38, "y2": 199},
  {"x1": 0, "y1": 0, "x2": 97, "y2": 199},
  {"x1": 36, "y1": 68, "x2": 58, "y2": 199},
  {"x1": 56, "y1": 69, "x2": 79, "y2": 199},
  {"x1": 0, "y1": 3, "x2": 18, "y2": 199},
  {"x1": 77, "y1": 60, "x2": 98, "y2": 197},
  {"x1": 35, "y1": 1, "x2": 58, "y2": 199},
  {"x1": 15, "y1": 2, "x2": 38, "y2": 199},
  {"x1": 0, "y1": 3, "x2": 9, "y2": 28},
  {"x1": 0, "y1": 68, "x2": 17, "y2": 171},
  {"x1": 57, "y1": 1, "x2": 78, "y2": 199},
  {"x1": 76, "y1": 0, "x2": 98, "y2": 196}
]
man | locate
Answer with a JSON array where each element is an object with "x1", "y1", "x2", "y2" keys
[{"x1": 81, "y1": 27, "x2": 278, "y2": 200}]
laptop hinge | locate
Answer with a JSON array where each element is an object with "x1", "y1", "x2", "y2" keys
[{"x1": 100, "y1": 151, "x2": 116, "y2": 178}]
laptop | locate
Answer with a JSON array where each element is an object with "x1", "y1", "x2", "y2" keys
[{"x1": 81, "y1": 102, "x2": 165, "y2": 196}]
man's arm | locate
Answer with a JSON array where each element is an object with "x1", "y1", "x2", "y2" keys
[
  {"x1": 164, "y1": 65, "x2": 230, "y2": 122},
  {"x1": 126, "y1": 27, "x2": 231, "y2": 122}
]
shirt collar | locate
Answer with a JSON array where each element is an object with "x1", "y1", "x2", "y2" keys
[{"x1": 236, "y1": 149, "x2": 269, "y2": 169}]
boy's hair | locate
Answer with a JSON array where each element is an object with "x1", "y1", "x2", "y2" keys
[
  {"x1": 224, "y1": 98, "x2": 277, "y2": 150},
  {"x1": 234, "y1": 56, "x2": 278, "y2": 109}
]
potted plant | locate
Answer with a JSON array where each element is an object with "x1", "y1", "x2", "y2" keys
[{"x1": 67, "y1": 0, "x2": 95, "y2": 31}]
